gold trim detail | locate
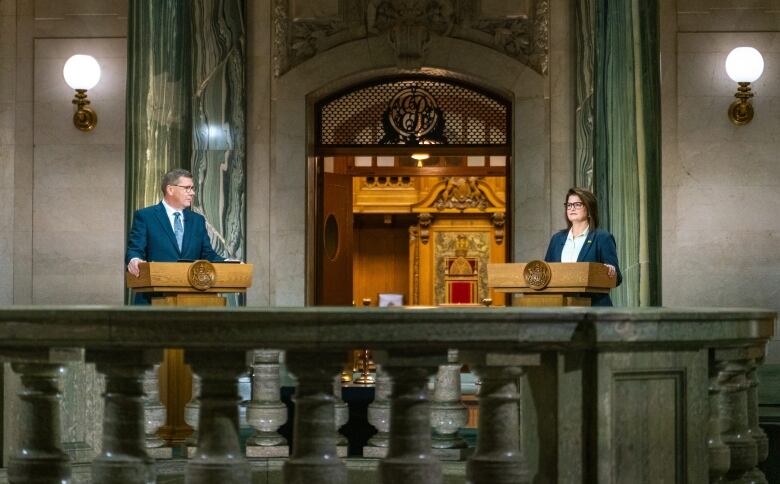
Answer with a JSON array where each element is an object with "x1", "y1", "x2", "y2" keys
[
  {"x1": 188, "y1": 260, "x2": 217, "y2": 291},
  {"x1": 523, "y1": 260, "x2": 551, "y2": 290}
]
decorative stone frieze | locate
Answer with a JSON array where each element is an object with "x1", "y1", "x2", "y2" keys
[{"x1": 273, "y1": 0, "x2": 549, "y2": 74}]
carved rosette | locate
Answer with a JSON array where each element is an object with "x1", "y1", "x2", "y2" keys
[{"x1": 273, "y1": 0, "x2": 548, "y2": 76}]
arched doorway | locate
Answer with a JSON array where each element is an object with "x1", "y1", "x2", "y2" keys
[{"x1": 312, "y1": 75, "x2": 512, "y2": 308}]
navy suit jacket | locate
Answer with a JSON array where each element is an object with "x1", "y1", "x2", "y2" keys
[
  {"x1": 544, "y1": 228, "x2": 622, "y2": 306},
  {"x1": 126, "y1": 202, "x2": 224, "y2": 303}
]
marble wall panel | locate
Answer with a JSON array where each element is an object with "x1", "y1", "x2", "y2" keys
[
  {"x1": 32, "y1": 37, "x2": 126, "y2": 306},
  {"x1": 33, "y1": 0, "x2": 127, "y2": 17},
  {"x1": 678, "y1": 1, "x2": 780, "y2": 32},
  {"x1": 246, "y1": 0, "x2": 272, "y2": 306},
  {"x1": 666, "y1": 32, "x2": 780, "y2": 361},
  {"x1": 0, "y1": 5, "x2": 13, "y2": 307}
]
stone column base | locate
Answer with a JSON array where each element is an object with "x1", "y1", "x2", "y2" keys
[
  {"x1": 433, "y1": 447, "x2": 474, "y2": 461},
  {"x1": 362, "y1": 446, "x2": 388, "y2": 458},
  {"x1": 246, "y1": 445, "x2": 289, "y2": 458}
]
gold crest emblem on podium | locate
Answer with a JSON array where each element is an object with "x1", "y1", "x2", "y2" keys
[
  {"x1": 523, "y1": 260, "x2": 551, "y2": 290},
  {"x1": 188, "y1": 260, "x2": 216, "y2": 291}
]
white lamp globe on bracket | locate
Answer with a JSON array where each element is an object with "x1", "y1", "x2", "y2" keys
[
  {"x1": 725, "y1": 47, "x2": 764, "y2": 125},
  {"x1": 63, "y1": 54, "x2": 101, "y2": 131}
]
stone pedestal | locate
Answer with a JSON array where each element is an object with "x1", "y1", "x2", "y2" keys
[
  {"x1": 184, "y1": 373, "x2": 201, "y2": 456},
  {"x1": 334, "y1": 375, "x2": 349, "y2": 457},
  {"x1": 283, "y1": 351, "x2": 347, "y2": 484},
  {"x1": 88, "y1": 349, "x2": 161, "y2": 483},
  {"x1": 363, "y1": 365, "x2": 391, "y2": 458},
  {"x1": 184, "y1": 350, "x2": 250, "y2": 484},
  {"x1": 430, "y1": 349, "x2": 468, "y2": 455},
  {"x1": 465, "y1": 352, "x2": 530, "y2": 484},
  {"x1": 378, "y1": 351, "x2": 445, "y2": 484},
  {"x1": 143, "y1": 365, "x2": 170, "y2": 457},
  {"x1": 8, "y1": 362, "x2": 73, "y2": 483},
  {"x1": 715, "y1": 347, "x2": 764, "y2": 484},
  {"x1": 246, "y1": 349, "x2": 289, "y2": 458}
]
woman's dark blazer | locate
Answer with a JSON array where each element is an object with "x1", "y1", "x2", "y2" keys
[{"x1": 543, "y1": 228, "x2": 622, "y2": 307}]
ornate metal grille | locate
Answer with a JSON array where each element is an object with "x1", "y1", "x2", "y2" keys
[{"x1": 317, "y1": 78, "x2": 510, "y2": 146}]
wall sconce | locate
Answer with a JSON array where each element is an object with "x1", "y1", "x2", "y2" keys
[
  {"x1": 725, "y1": 47, "x2": 764, "y2": 126},
  {"x1": 63, "y1": 55, "x2": 101, "y2": 131},
  {"x1": 411, "y1": 153, "x2": 430, "y2": 168}
]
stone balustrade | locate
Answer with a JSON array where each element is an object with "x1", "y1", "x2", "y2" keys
[{"x1": 0, "y1": 306, "x2": 774, "y2": 484}]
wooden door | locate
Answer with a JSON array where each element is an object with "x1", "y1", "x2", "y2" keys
[{"x1": 318, "y1": 172, "x2": 354, "y2": 305}]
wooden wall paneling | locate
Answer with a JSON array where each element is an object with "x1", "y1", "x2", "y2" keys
[{"x1": 353, "y1": 223, "x2": 410, "y2": 306}]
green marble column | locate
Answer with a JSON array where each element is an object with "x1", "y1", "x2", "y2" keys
[
  {"x1": 126, "y1": 0, "x2": 247, "y2": 304},
  {"x1": 190, "y1": 0, "x2": 246, "y2": 261},
  {"x1": 125, "y1": 0, "x2": 192, "y2": 217},
  {"x1": 593, "y1": 0, "x2": 661, "y2": 306},
  {"x1": 575, "y1": 0, "x2": 596, "y2": 189}
]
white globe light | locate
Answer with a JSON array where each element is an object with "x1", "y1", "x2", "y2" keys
[
  {"x1": 62, "y1": 55, "x2": 101, "y2": 90},
  {"x1": 725, "y1": 47, "x2": 764, "y2": 83}
]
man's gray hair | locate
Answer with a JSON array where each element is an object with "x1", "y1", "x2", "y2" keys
[{"x1": 161, "y1": 168, "x2": 193, "y2": 195}]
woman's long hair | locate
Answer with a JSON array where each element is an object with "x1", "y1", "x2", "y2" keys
[{"x1": 564, "y1": 187, "x2": 599, "y2": 230}]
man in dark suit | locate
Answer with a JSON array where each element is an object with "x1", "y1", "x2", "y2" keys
[{"x1": 126, "y1": 168, "x2": 224, "y2": 300}]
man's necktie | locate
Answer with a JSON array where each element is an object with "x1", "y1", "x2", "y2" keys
[{"x1": 173, "y1": 212, "x2": 184, "y2": 251}]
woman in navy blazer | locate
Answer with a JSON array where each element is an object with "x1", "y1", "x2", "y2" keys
[{"x1": 544, "y1": 187, "x2": 621, "y2": 306}]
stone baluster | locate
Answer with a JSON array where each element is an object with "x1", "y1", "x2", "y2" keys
[
  {"x1": 88, "y1": 349, "x2": 161, "y2": 483},
  {"x1": 465, "y1": 352, "x2": 532, "y2": 484},
  {"x1": 7, "y1": 361, "x2": 72, "y2": 483},
  {"x1": 377, "y1": 351, "x2": 444, "y2": 484},
  {"x1": 430, "y1": 349, "x2": 468, "y2": 455},
  {"x1": 365, "y1": 365, "x2": 392, "y2": 456},
  {"x1": 745, "y1": 348, "x2": 769, "y2": 483},
  {"x1": 707, "y1": 352, "x2": 730, "y2": 483},
  {"x1": 714, "y1": 347, "x2": 761, "y2": 483},
  {"x1": 283, "y1": 350, "x2": 347, "y2": 484},
  {"x1": 184, "y1": 374, "x2": 201, "y2": 452},
  {"x1": 246, "y1": 349, "x2": 288, "y2": 457},
  {"x1": 143, "y1": 365, "x2": 168, "y2": 453},
  {"x1": 333, "y1": 375, "x2": 349, "y2": 456},
  {"x1": 184, "y1": 350, "x2": 250, "y2": 484}
]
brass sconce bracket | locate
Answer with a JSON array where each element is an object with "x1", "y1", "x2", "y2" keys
[
  {"x1": 728, "y1": 82, "x2": 754, "y2": 126},
  {"x1": 72, "y1": 89, "x2": 97, "y2": 131}
]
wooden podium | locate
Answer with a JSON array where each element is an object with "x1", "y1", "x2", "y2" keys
[
  {"x1": 488, "y1": 261, "x2": 615, "y2": 306},
  {"x1": 126, "y1": 261, "x2": 253, "y2": 442}
]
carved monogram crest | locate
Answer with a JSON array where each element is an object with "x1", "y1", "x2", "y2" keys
[
  {"x1": 434, "y1": 176, "x2": 488, "y2": 211},
  {"x1": 273, "y1": 0, "x2": 549, "y2": 75},
  {"x1": 380, "y1": 85, "x2": 447, "y2": 144}
]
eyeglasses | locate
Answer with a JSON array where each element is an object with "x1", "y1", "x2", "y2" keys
[
  {"x1": 173, "y1": 185, "x2": 196, "y2": 193},
  {"x1": 564, "y1": 202, "x2": 584, "y2": 210}
]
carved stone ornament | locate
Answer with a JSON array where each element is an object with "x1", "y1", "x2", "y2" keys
[
  {"x1": 523, "y1": 260, "x2": 551, "y2": 290},
  {"x1": 273, "y1": 0, "x2": 548, "y2": 75},
  {"x1": 434, "y1": 176, "x2": 488, "y2": 211},
  {"x1": 188, "y1": 260, "x2": 217, "y2": 291}
]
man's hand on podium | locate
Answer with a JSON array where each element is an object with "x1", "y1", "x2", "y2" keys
[
  {"x1": 604, "y1": 263, "x2": 616, "y2": 278},
  {"x1": 128, "y1": 258, "x2": 145, "y2": 277}
]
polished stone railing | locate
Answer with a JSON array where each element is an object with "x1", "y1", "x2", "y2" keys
[{"x1": 0, "y1": 306, "x2": 774, "y2": 484}]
